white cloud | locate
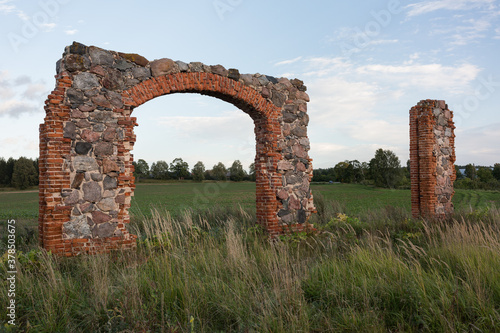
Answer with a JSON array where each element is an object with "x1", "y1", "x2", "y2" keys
[
  {"x1": 0, "y1": 0, "x2": 28, "y2": 21},
  {"x1": 65, "y1": 29, "x2": 78, "y2": 35},
  {"x1": 356, "y1": 62, "x2": 480, "y2": 94},
  {"x1": 0, "y1": 100, "x2": 39, "y2": 117},
  {"x1": 406, "y1": 0, "x2": 496, "y2": 17},
  {"x1": 40, "y1": 22, "x2": 57, "y2": 32},
  {"x1": 455, "y1": 123, "x2": 500, "y2": 165},
  {"x1": 157, "y1": 112, "x2": 254, "y2": 143},
  {"x1": 494, "y1": 27, "x2": 500, "y2": 39},
  {"x1": 274, "y1": 56, "x2": 302, "y2": 66},
  {"x1": 0, "y1": 71, "x2": 47, "y2": 117}
]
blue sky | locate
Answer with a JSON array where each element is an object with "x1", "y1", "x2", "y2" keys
[{"x1": 1, "y1": 0, "x2": 499, "y2": 171}]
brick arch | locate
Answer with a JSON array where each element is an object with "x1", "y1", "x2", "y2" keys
[{"x1": 39, "y1": 42, "x2": 316, "y2": 256}]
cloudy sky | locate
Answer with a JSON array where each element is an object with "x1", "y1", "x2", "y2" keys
[{"x1": 1, "y1": 0, "x2": 499, "y2": 171}]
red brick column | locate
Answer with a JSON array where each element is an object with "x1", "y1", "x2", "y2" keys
[{"x1": 410, "y1": 100, "x2": 456, "y2": 219}]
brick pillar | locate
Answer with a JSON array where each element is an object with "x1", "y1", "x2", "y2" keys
[{"x1": 410, "y1": 100, "x2": 456, "y2": 219}]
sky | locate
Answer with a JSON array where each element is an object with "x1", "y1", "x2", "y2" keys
[{"x1": 0, "y1": 0, "x2": 499, "y2": 172}]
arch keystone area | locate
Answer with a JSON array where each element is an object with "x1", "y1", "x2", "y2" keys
[{"x1": 39, "y1": 42, "x2": 316, "y2": 255}]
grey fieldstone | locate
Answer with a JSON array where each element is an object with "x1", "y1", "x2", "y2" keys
[
  {"x1": 97, "y1": 198, "x2": 117, "y2": 211},
  {"x1": 71, "y1": 172, "x2": 85, "y2": 189},
  {"x1": 210, "y1": 64, "x2": 228, "y2": 77},
  {"x1": 89, "y1": 47, "x2": 114, "y2": 66},
  {"x1": 74, "y1": 156, "x2": 98, "y2": 171},
  {"x1": 271, "y1": 91, "x2": 286, "y2": 107},
  {"x1": 94, "y1": 142, "x2": 113, "y2": 156},
  {"x1": 188, "y1": 62, "x2": 203, "y2": 72},
  {"x1": 291, "y1": 126, "x2": 307, "y2": 137},
  {"x1": 132, "y1": 67, "x2": 151, "y2": 80},
  {"x1": 283, "y1": 111, "x2": 297, "y2": 123},
  {"x1": 66, "y1": 88, "x2": 85, "y2": 104},
  {"x1": 73, "y1": 72, "x2": 100, "y2": 90},
  {"x1": 228, "y1": 68, "x2": 240, "y2": 81},
  {"x1": 92, "y1": 222, "x2": 117, "y2": 238},
  {"x1": 91, "y1": 210, "x2": 112, "y2": 224},
  {"x1": 102, "y1": 68, "x2": 125, "y2": 91},
  {"x1": 266, "y1": 75, "x2": 278, "y2": 84},
  {"x1": 93, "y1": 123, "x2": 106, "y2": 132},
  {"x1": 65, "y1": 54, "x2": 90, "y2": 72},
  {"x1": 76, "y1": 119, "x2": 91, "y2": 128},
  {"x1": 80, "y1": 202, "x2": 95, "y2": 213},
  {"x1": 83, "y1": 181, "x2": 102, "y2": 202},
  {"x1": 176, "y1": 61, "x2": 189, "y2": 72},
  {"x1": 91, "y1": 173, "x2": 103, "y2": 182},
  {"x1": 115, "y1": 59, "x2": 134, "y2": 71},
  {"x1": 75, "y1": 142, "x2": 92, "y2": 155},
  {"x1": 63, "y1": 215, "x2": 91, "y2": 239},
  {"x1": 151, "y1": 58, "x2": 177, "y2": 76},
  {"x1": 103, "y1": 176, "x2": 117, "y2": 190},
  {"x1": 63, "y1": 122, "x2": 76, "y2": 139},
  {"x1": 64, "y1": 190, "x2": 80, "y2": 205}
]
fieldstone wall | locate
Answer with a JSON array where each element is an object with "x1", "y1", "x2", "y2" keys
[
  {"x1": 409, "y1": 100, "x2": 456, "y2": 219},
  {"x1": 39, "y1": 42, "x2": 316, "y2": 256}
]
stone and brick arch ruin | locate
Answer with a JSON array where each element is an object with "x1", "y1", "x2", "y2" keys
[
  {"x1": 39, "y1": 42, "x2": 316, "y2": 255},
  {"x1": 40, "y1": 42, "x2": 457, "y2": 256}
]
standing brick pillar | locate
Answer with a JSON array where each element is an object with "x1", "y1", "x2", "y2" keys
[{"x1": 410, "y1": 100, "x2": 456, "y2": 219}]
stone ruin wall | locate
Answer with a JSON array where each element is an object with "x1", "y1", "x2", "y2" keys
[
  {"x1": 410, "y1": 100, "x2": 456, "y2": 219},
  {"x1": 39, "y1": 43, "x2": 458, "y2": 256},
  {"x1": 39, "y1": 42, "x2": 316, "y2": 256}
]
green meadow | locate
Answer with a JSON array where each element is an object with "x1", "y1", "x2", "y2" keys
[{"x1": 1, "y1": 183, "x2": 500, "y2": 332}]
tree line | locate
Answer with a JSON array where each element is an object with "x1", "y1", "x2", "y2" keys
[
  {"x1": 2, "y1": 151, "x2": 499, "y2": 190},
  {"x1": 0, "y1": 157, "x2": 39, "y2": 190},
  {"x1": 133, "y1": 158, "x2": 256, "y2": 182},
  {"x1": 313, "y1": 148, "x2": 500, "y2": 190},
  {"x1": 313, "y1": 148, "x2": 409, "y2": 189},
  {"x1": 455, "y1": 163, "x2": 500, "y2": 190}
]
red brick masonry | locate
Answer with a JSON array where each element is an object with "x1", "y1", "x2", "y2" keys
[{"x1": 410, "y1": 100, "x2": 456, "y2": 219}]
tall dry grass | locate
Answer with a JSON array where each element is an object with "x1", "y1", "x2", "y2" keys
[{"x1": 1, "y1": 204, "x2": 499, "y2": 332}]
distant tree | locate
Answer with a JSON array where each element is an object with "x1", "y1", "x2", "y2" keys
[
  {"x1": 248, "y1": 162, "x2": 256, "y2": 181},
  {"x1": 212, "y1": 162, "x2": 227, "y2": 181},
  {"x1": 1, "y1": 157, "x2": 16, "y2": 186},
  {"x1": 204, "y1": 169, "x2": 214, "y2": 181},
  {"x1": 477, "y1": 167, "x2": 494, "y2": 183},
  {"x1": 11, "y1": 157, "x2": 37, "y2": 190},
  {"x1": 334, "y1": 161, "x2": 354, "y2": 183},
  {"x1": 349, "y1": 160, "x2": 366, "y2": 183},
  {"x1": 133, "y1": 159, "x2": 149, "y2": 179},
  {"x1": 192, "y1": 161, "x2": 205, "y2": 182},
  {"x1": 493, "y1": 163, "x2": 500, "y2": 181},
  {"x1": 229, "y1": 160, "x2": 246, "y2": 181},
  {"x1": 369, "y1": 148, "x2": 403, "y2": 188},
  {"x1": 170, "y1": 158, "x2": 189, "y2": 180},
  {"x1": 465, "y1": 164, "x2": 476, "y2": 180},
  {"x1": 0, "y1": 158, "x2": 7, "y2": 185},
  {"x1": 150, "y1": 160, "x2": 169, "y2": 180},
  {"x1": 455, "y1": 165, "x2": 464, "y2": 180},
  {"x1": 33, "y1": 158, "x2": 39, "y2": 185}
]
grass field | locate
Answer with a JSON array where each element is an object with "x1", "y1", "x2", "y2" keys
[
  {"x1": 1, "y1": 182, "x2": 500, "y2": 331},
  {"x1": 1, "y1": 182, "x2": 498, "y2": 221}
]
